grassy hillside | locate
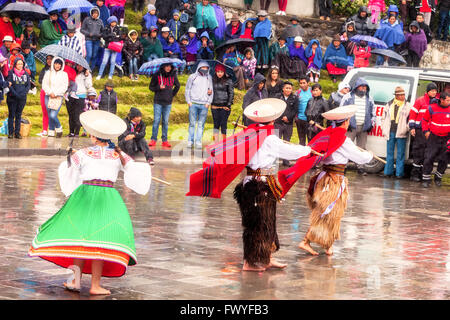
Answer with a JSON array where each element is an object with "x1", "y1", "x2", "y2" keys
[{"x1": 0, "y1": 3, "x2": 339, "y2": 143}]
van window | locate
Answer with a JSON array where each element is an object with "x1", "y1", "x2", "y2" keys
[{"x1": 348, "y1": 73, "x2": 414, "y2": 104}]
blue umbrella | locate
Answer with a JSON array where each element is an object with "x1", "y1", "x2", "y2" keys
[
  {"x1": 192, "y1": 60, "x2": 236, "y2": 82},
  {"x1": 138, "y1": 58, "x2": 186, "y2": 76},
  {"x1": 47, "y1": 0, "x2": 94, "y2": 13},
  {"x1": 350, "y1": 35, "x2": 388, "y2": 49}
]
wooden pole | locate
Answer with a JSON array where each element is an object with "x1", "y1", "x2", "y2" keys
[
  {"x1": 308, "y1": 121, "x2": 387, "y2": 164},
  {"x1": 231, "y1": 121, "x2": 325, "y2": 157}
]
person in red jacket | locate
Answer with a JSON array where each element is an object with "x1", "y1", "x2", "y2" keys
[
  {"x1": 0, "y1": 13, "x2": 15, "y2": 47},
  {"x1": 421, "y1": 92, "x2": 450, "y2": 187},
  {"x1": 353, "y1": 41, "x2": 371, "y2": 68},
  {"x1": 408, "y1": 82, "x2": 438, "y2": 181}
]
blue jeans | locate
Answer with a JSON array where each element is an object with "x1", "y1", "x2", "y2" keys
[
  {"x1": 45, "y1": 95, "x2": 62, "y2": 130},
  {"x1": 85, "y1": 40, "x2": 101, "y2": 71},
  {"x1": 151, "y1": 104, "x2": 172, "y2": 142},
  {"x1": 128, "y1": 57, "x2": 139, "y2": 75},
  {"x1": 437, "y1": 9, "x2": 450, "y2": 39},
  {"x1": 188, "y1": 103, "x2": 208, "y2": 144},
  {"x1": 98, "y1": 48, "x2": 118, "y2": 78},
  {"x1": 384, "y1": 131, "x2": 406, "y2": 177}
]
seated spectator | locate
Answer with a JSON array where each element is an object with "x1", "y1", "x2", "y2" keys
[
  {"x1": 0, "y1": 36, "x2": 13, "y2": 62},
  {"x1": 149, "y1": 63, "x2": 180, "y2": 148},
  {"x1": 23, "y1": 21, "x2": 38, "y2": 53},
  {"x1": 222, "y1": 44, "x2": 245, "y2": 90},
  {"x1": 240, "y1": 19, "x2": 255, "y2": 40},
  {"x1": 21, "y1": 42, "x2": 36, "y2": 94},
  {"x1": 0, "y1": 13, "x2": 15, "y2": 44},
  {"x1": 123, "y1": 29, "x2": 144, "y2": 81},
  {"x1": 304, "y1": 39, "x2": 323, "y2": 83},
  {"x1": 84, "y1": 88, "x2": 99, "y2": 111},
  {"x1": 141, "y1": 4, "x2": 158, "y2": 31},
  {"x1": 141, "y1": 27, "x2": 163, "y2": 63},
  {"x1": 39, "y1": 11, "x2": 64, "y2": 47},
  {"x1": 225, "y1": 14, "x2": 242, "y2": 40},
  {"x1": 305, "y1": 83, "x2": 329, "y2": 139},
  {"x1": 323, "y1": 35, "x2": 350, "y2": 83},
  {"x1": 266, "y1": 66, "x2": 284, "y2": 98},
  {"x1": 178, "y1": 0, "x2": 197, "y2": 36},
  {"x1": 164, "y1": 34, "x2": 181, "y2": 59},
  {"x1": 167, "y1": 10, "x2": 182, "y2": 41},
  {"x1": 185, "y1": 61, "x2": 214, "y2": 148},
  {"x1": 155, "y1": 0, "x2": 180, "y2": 28},
  {"x1": 211, "y1": 63, "x2": 234, "y2": 142},
  {"x1": 8, "y1": 43, "x2": 30, "y2": 75},
  {"x1": 254, "y1": 10, "x2": 272, "y2": 70},
  {"x1": 340, "y1": 21, "x2": 357, "y2": 56},
  {"x1": 353, "y1": 40, "x2": 371, "y2": 68},
  {"x1": 197, "y1": 31, "x2": 214, "y2": 60},
  {"x1": 285, "y1": 17, "x2": 306, "y2": 46},
  {"x1": 283, "y1": 36, "x2": 307, "y2": 79},
  {"x1": 179, "y1": 35, "x2": 189, "y2": 62},
  {"x1": 11, "y1": 15, "x2": 24, "y2": 43},
  {"x1": 242, "y1": 47, "x2": 256, "y2": 88},
  {"x1": 118, "y1": 107, "x2": 155, "y2": 165},
  {"x1": 58, "y1": 24, "x2": 84, "y2": 56},
  {"x1": 194, "y1": 0, "x2": 218, "y2": 36},
  {"x1": 269, "y1": 36, "x2": 289, "y2": 65},
  {"x1": 97, "y1": 16, "x2": 121, "y2": 81},
  {"x1": 98, "y1": 80, "x2": 118, "y2": 114},
  {"x1": 106, "y1": 0, "x2": 126, "y2": 26},
  {"x1": 242, "y1": 73, "x2": 267, "y2": 126},
  {"x1": 374, "y1": 11, "x2": 405, "y2": 65},
  {"x1": 403, "y1": 21, "x2": 427, "y2": 67},
  {"x1": 185, "y1": 27, "x2": 199, "y2": 72},
  {"x1": 158, "y1": 26, "x2": 171, "y2": 51},
  {"x1": 57, "y1": 9, "x2": 70, "y2": 32}
]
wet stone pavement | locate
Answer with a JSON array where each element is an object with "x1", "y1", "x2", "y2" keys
[{"x1": 0, "y1": 158, "x2": 449, "y2": 300}]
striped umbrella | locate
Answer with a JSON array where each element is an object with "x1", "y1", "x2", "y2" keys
[
  {"x1": 138, "y1": 58, "x2": 186, "y2": 76},
  {"x1": 35, "y1": 44, "x2": 90, "y2": 71},
  {"x1": 47, "y1": 0, "x2": 94, "y2": 13},
  {"x1": 350, "y1": 35, "x2": 388, "y2": 49}
]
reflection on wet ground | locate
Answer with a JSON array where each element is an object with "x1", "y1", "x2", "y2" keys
[{"x1": 0, "y1": 158, "x2": 449, "y2": 300}]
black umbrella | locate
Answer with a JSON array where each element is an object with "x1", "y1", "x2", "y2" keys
[
  {"x1": 371, "y1": 48, "x2": 407, "y2": 64},
  {"x1": 215, "y1": 38, "x2": 255, "y2": 53},
  {"x1": 193, "y1": 60, "x2": 236, "y2": 82},
  {"x1": 281, "y1": 24, "x2": 306, "y2": 39},
  {"x1": 0, "y1": 2, "x2": 49, "y2": 21}
]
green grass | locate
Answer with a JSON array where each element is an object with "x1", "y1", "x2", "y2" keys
[{"x1": 0, "y1": 3, "x2": 339, "y2": 143}]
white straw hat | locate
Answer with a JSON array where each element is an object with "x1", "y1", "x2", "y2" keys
[
  {"x1": 322, "y1": 105, "x2": 357, "y2": 121},
  {"x1": 188, "y1": 27, "x2": 197, "y2": 33},
  {"x1": 80, "y1": 110, "x2": 127, "y2": 140},
  {"x1": 244, "y1": 98, "x2": 287, "y2": 123},
  {"x1": 294, "y1": 36, "x2": 303, "y2": 42}
]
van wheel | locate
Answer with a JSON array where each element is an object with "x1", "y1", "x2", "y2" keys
[{"x1": 364, "y1": 158, "x2": 385, "y2": 174}]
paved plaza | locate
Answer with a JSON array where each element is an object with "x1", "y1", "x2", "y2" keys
[{"x1": 0, "y1": 158, "x2": 449, "y2": 300}]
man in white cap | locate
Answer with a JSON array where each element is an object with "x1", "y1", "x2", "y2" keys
[
  {"x1": 296, "y1": 105, "x2": 373, "y2": 256},
  {"x1": 187, "y1": 98, "x2": 313, "y2": 271}
]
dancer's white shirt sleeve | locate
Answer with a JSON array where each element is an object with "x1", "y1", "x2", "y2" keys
[
  {"x1": 322, "y1": 137, "x2": 373, "y2": 165},
  {"x1": 122, "y1": 156, "x2": 152, "y2": 195},
  {"x1": 58, "y1": 159, "x2": 83, "y2": 197},
  {"x1": 247, "y1": 134, "x2": 311, "y2": 170}
]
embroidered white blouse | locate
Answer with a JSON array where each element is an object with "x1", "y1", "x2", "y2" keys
[
  {"x1": 322, "y1": 137, "x2": 373, "y2": 165},
  {"x1": 58, "y1": 145, "x2": 151, "y2": 197}
]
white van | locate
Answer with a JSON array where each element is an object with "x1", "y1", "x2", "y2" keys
[{"x1": 342, "y1": 67, "x2": 450, "y2": 173}]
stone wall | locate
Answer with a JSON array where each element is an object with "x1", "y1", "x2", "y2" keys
[{"x1": 420, "y1": 40, "x2": 450, "y2": 70}]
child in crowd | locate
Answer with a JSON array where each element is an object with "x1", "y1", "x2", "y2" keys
[
  {"x1": 21, "y1": 42, "x2": 36, "y2": 94},
  {"x1": 23, "y1": 21, "x2": 38, "y2": 53},
  {"x1": 179, "y1": 35, "x2": 189, "y2": 62},
  {"x1": 64, "y1": 61, "x2": 78, "y2": 101},
  {"x1": 240, "y1": 19, "x2": 254, "y2": 40},
  {"x1": 123, "y1": 30, "x2": 143, "y2": 81},
  {"x1": 197, "y1": 31, "x2": 214, "y2": 60},
  {"x1": 165, "y1": 34, "x2": 181, "y2": 59},
  {"x1": 141, "y1": 4, "x2": 158, "y2": 30},
  {"x1": 304, "y1": 39, "x2": 323, "y2": 83},
  {"x1": 84, "y1": 88, "x2": 99, "y2": 111},
  {"x1": 179, "y1": 0, "x2": 197, "y2": 36},
  {"x1": 167, "y1": 10, "x2": 182, "y2": 41},
  {"x1": 242, "y1": 47, "x2": 256, "y2": 88},
  {"x1": 98, "y1": 80, "x2": 118, "y2": 114}
]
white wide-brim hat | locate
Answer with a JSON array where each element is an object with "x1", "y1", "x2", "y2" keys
[
  {"x1": 322, "y1": 104, "x2": 357, "y2": 121},
  {"x1": 80, "y1": 110, "x2": 127, "y2": 140},
  {"x1": 244, "y1": 98, "x2": 287, "y2": 123},
  {"x1": 294, "y1": 36, "x2": 303, "y2": 43}
]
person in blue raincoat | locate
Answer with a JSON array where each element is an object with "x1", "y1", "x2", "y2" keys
[
  {"x1": 194, "y1": 0, "x2": 218, "y2": 36},
  {"x1": 197, "y1": 31, "x2": 214, "y2": 60},
  {"x1": 374, "y1": 6, "x2": 405, "y2": 66},
  {"x1": 253, "y1": 10, "x2": 272, "y2": 70},
  {"x1": 304, "y1": 39, "x2": 323, "y2": 83}
]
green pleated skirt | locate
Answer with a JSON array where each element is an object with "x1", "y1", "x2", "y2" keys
[{"x1": 29, "y1": 184, "x2": 137, "y2": 277}]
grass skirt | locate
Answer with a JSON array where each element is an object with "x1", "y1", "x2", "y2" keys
[
  {"x1": 233, "y1": 179, "x2": 279, "y2": 266},
  {"x1": 306, "y1": 172, "x2": 348, "y2": 249},
  {"x1": 29, "y1": 184, "x2": 136, "y2": 277}
]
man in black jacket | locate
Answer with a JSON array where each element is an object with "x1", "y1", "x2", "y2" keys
[
  {"x1": 275, "y1": 81, "x2": 298, "y2": 166},
  {"x1": 242, "y1": 73, "x2": 268, "y2": 126},
  {"x1": 343, "y1": 6, "x2": 370, "y2": 35},
  {"x1": 148, "y1": 63, "x2": 180, "y2": 148},
  {"x1": 305, "y1": 83, "x2": 329, "y2": 140},
  {"x1": 416, "y1": 13, "x2": 433, "y2": 43},
  {"x1": 118, "y1": 107, "x2": 155, "y2": 165}
]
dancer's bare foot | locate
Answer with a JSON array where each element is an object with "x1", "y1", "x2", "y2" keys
[
  {"x1": 242, "y1": 260, "x2": 266, "y2": 272},
  {"x1": 325, "y1": 246, "x2": 333, "y2": 256},
  {"x1": 89, "y1": 286, "x2": 111, "y2": 295},
  {"x1": 267, "y1": 258, "x2": 287, "y2": 269},
  {"x1": 63, "y1": 279, "x2": 80, "y2": 292},
  {"x1": 299, "y1": 240, "x2": 319, "y2": 256}
]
